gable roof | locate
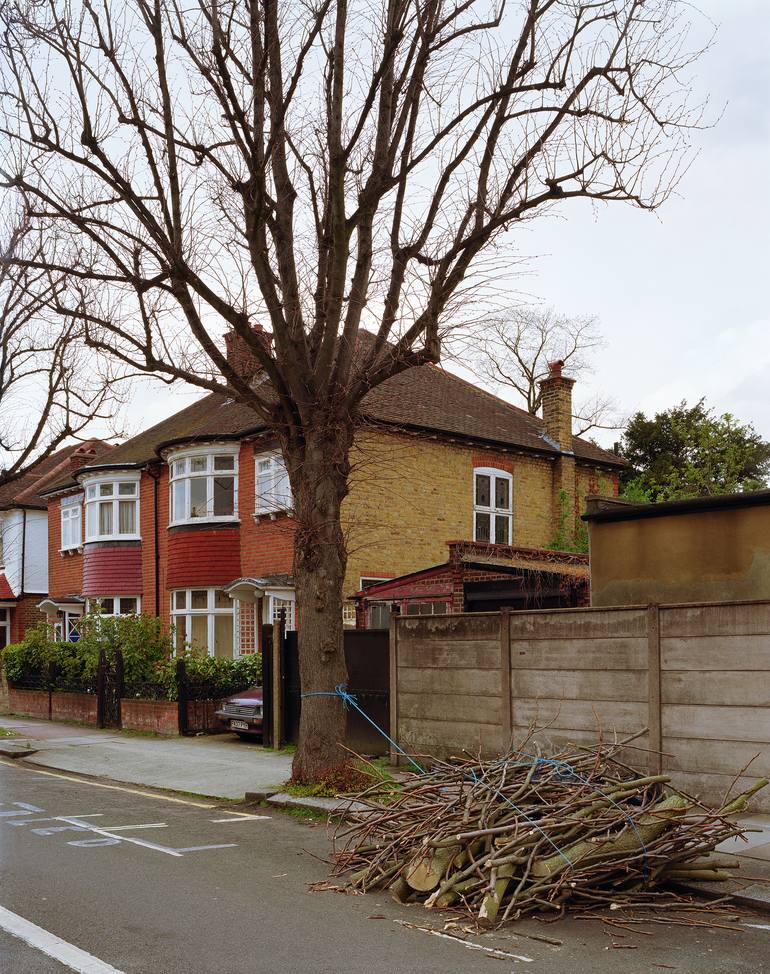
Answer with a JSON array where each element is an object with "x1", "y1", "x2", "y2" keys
[
  {"x1": 0, "y1": 439, "x2": 114, "y2": 510},
  {"x1": 41, "y1": 358, "x2": 624, "y2": 496}
]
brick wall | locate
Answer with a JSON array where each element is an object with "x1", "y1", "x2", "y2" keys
[
  {"x1": 8, "y1": 687, "x2": 98, "y2": 724},
  {"x1": 239, "y1": 440, "x2": 296, "y2": 577},
  {"x1": 48, "y1": 493, "x2": 84, "y2": 598},
  {"x1": 140, "y1": 467, "x2": 169, "y2": 621},
  {"x1": 342, "y1": 430, "x2": 615, "y2": 599},
  {"x1": 10, "y1": 594, "x2": 46, "y2": 642},
  {"x1": 121, "y1": 698, "x2": 179, "y2": 735}
]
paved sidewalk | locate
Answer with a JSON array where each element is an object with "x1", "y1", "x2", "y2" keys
[{"x1": 0, "y1": 714, "x2": 292, "y2": 799}]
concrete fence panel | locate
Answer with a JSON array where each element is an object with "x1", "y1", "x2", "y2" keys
[{"x1": 391, "y1": 600, "x2": 770, "y2": 811}]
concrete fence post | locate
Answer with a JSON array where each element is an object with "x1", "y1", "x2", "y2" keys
[
  {"x1": 499, "y1": 609, "x2": 512, "y2": 750},
  {"x1": 647, "y1": 603, "x2": 663, "y2": 774},
  {"x1": 389, "y1": 613, "x2": 399, "y2": 766}
]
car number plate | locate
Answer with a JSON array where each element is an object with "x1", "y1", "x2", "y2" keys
[{"x1": 230, "y1": 719, "x2": 249, "y2": 730}]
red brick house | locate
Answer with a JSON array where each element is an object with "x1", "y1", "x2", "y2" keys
[
  {"x1": 0, "y1": 440, "x2": 111, "y2": 647},
  {"x1": 39, "y1": 336, "x2": 623, "y2": 655}
]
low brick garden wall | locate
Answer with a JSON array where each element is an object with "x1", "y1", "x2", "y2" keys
[
  {"x1": 120, "y1": 698, "x2": 179, "y2": 736},
  {"x1": 120, "y1": 697, "x2": 229, "y2": 736},
  {"x1": 9, "y1": 687, "x2": 98, "y2": 724}
]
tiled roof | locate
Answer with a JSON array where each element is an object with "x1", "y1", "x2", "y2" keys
[
  {"x1": 0, "y1": 574, "x2": 16, "y2": 599},
  {"x1": 0, "y1": 439, "x2": 114, "y2": 510},
  {"x1": 41, "y1": 353, "x2": 624, "y2": 495}
]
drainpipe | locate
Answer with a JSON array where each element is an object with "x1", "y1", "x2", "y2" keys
[
  {"x1": 147, "y1": 465, "x2": 161, "y2": 618},
  {"x1": 20, "y1": 508, "x2": 27, "y2": 596}
]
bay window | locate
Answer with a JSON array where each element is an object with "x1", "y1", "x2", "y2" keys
[
  {"x1": 84, "y1": 475, "x2": 140, "y2": 542},
  {"x1": 473, "y1": 467, "x2": 513, "y2": 544},
  {"x1": 169, "y1": 447, "x2": 239, "y2": 524},
  {"x1": 171, "y1": 588, "x2": 235, "y2": 658},
  {"x1": 255, "y1": 453, "x2": 292, "y2": 514},
  {"x1": 87, "y1": 596, "x2": 140, "y2": 616},
  {"x1": 60, "y1": 494, "x2": 83, "y2": 550}
]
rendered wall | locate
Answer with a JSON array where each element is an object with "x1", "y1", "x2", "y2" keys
[
  {"x1": 589, "y1": 504, "x2": 770, "y2": 606},
  {"x1": 391, "y1": 601, "x2": 770, "y2": 811}
]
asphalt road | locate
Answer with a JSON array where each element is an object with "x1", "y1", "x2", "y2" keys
[{"x1": 1, "y1": 759, "x2": 769, "y2": 974}]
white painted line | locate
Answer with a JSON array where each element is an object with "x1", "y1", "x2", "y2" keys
[
  {"x1": 56, "y1": 817, "x2": 183, "y2": 857},
  {"x1": 393, "y1": 920, "x2": 534, "y2": 962},
  {"x1": 97, "y1": 823, "x2": 168, "y2": 831},
  {"x1": 0, "y1": 759, "x2": 215, "y2": 807},
  {"x1": 0, "y1": 904, "x2": 125, "y2": 974},
  {"x1": 210, "y1": 815, "x2": 271, "y2": 823},
  {"x1": 8, "y1": 814, "x2": 105, "y2": 826},
  {"x1": 175, "y1": 844, "x2": 238, "y2": 852},
  {"x1": 0, "y1": 802, "x2": 44, "y2": 816}
]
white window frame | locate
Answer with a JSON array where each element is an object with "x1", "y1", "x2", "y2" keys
[
  {"x1": 54, "y1": 609, "x2": 83, "y2": 642},
  {"x1": 60, "y1": 494, "x2": 83, "y2": 551},
  {"x1": 0, "y1": 607, "x2": 9, "y2": 649},
  {"x1": 168, "y1": 445, "x2": 240, "y2": 526},
  {"x1": 255, "y1": 452, "x2": 292, "y2": 515},
  {"x1": 83, "y1": 473, "x2": 141, "y2": 543},
  {"x1": 170, "y1": 588, "x2": 237, "y2": 658},
  {"x1": 473, "y1": 467, "x2": 513, "y2": 545},
  {"x1": 86, "y1": 596, "x2": 141, "y2": 617}
]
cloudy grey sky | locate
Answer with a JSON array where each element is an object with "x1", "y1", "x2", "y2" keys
[{"x1": 119, "y1": 0, "x2": 770, "y2": 450}]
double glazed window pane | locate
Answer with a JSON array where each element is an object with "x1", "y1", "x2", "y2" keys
[
  {"x1": 191, "y1": 590, "x2": 208, "y2": 609},
  {"x1": 494, "y1": 514, "x2": 510, "y2": 544},
  {"x1": 190, "y1": 615, "x2": 209, "y2": 656},
  {"x1": 214, "y1": 615, "x2": 234, "y2": 658},
  {"x1": 190, "y1": 477, "x2": 207, "y2": 517},
  {"x1": 119, "y1": 500, "x2": 135, "y2": 534},
  {"x1": 475, "y1": 474, "x2": 491, "y2": 508},
  {"x1": 495, "y1": 478, "x2": 510, "y2": 511},
  {"x1": 213, "y1": 476, "x2": 235, "y2": 516},
  {"x1": 99, "y1": 502, "x2": 113, "y2": 535},
  {"x1": 475, "y1": 511, "x2": 490, "y2": 542}
]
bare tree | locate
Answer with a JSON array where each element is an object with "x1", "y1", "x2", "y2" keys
[
  {"x1": 474, "y1": 306, "x2": 624, "y2": 436},
  {"x1": 0, "y1": 0, "x2": 708, "y2": 779},
  {"x1": 0, "y1": 214, "x2": 115, "y2": 487}
]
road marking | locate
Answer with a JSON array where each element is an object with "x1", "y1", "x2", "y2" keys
[
  {"x1": 175, "y1": 844, "x2": 238, "y2": 852},
  {"x1": 7, "y1": 814, "x2": 105, "y2": 826},
  {"x1": 57, "y1": 816, "x2": 184, "y2": 857},
  {"x1": 393, "y1": 920, "x2": 534, "y2": 962},
  {"x1": 0, "y1": 904, "x2": 125, "y2": 974},
  {"x1": 0, "y1": 758, "x2": 215, "y2": 807},
  {"x1": 0, "y1": 802, "x2": 44, "y2": 816},
  {"x1": 210, "y1": 815, "x2": 271, "y2": 823},
  {"x1": 98, "y1": 823, "x2": 168, "y2": 831}
]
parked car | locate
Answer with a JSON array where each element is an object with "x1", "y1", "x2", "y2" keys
[{"x1": 215, "y1": 687, "x2": 263, "y2": 740}]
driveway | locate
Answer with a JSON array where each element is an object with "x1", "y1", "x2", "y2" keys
[{"x1": 0, "y1": 715, "x2": 292, "y2": 799}]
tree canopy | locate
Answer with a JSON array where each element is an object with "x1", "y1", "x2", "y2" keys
[{"x1": 621, "y1": 400, "x2": 770, "y2": 502}]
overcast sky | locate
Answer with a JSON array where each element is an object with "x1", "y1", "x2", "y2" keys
[{"x1": 117, "y1": 0, "x2": 770, "y2": 451}]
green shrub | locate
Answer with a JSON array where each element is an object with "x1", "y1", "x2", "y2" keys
[
  {"x1": 2, "y1": 615, "x2": 260, "y2": 701},
  {"x1": 176, "y1": 652, "x2": 262, "y2": 699}
]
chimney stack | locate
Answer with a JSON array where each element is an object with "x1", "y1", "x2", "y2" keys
[
  {"x1": 224, "y1": 324, "x2": 271, "y2": 381},
  {"x1": 539, "y1": 360, "x2": 575, "y2": 454},
  {"x1": 69, "y1": 445, "x2": 98, "y2": 472}
]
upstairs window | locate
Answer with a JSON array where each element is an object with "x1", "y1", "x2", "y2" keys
[
  {"x1": 84, "y1": 477, "x2": 140, "y2": 542},
  {"x1": 473, "y1": 468, "x2": 512, "y2": 545},
  {"x1": 60, "y1": 494, "x2": 83, "y2": 550},
  {"x1": 255, "y1": 453, "x2": 292, "y2": 515},
  {"x1": 169, "y1": 448, "x2": 239, "y2": 524}
]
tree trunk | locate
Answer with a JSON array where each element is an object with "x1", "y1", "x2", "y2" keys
[{"x1": 289, "y1": 427, "x2": 352, "y2": 782}]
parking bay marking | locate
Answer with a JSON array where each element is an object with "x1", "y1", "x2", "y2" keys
[{"x1": 1, "y1": 799, "x2": 254, "y2": 856}]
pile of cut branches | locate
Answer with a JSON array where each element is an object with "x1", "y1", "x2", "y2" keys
[{"x1": 331, "y1": 741, "x2": 767, "y2": 928}]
